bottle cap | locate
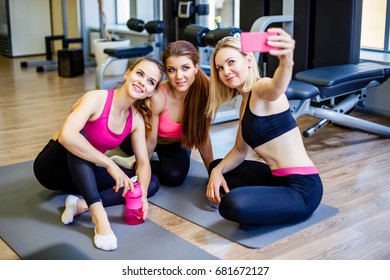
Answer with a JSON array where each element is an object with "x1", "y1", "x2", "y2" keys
[{"x1": 130, "y1": 176, "x2": 138, "y2": 183}]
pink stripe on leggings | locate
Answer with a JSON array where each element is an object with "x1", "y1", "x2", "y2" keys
[{"x1": 271, "y1": 166, "x2": 318, "y2": 176}]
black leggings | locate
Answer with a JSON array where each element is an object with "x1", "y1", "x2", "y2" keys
[
  {"x1": 120, "y1": 137, "x2": 190, "y2": 187},
  {"x1": 208, "y1": 159, "x2": 323, "y2": 227},
  {"x1": 33, "y1": 139, "x2": 159, "y2": 207}
]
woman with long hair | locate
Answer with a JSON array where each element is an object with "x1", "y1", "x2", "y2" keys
[
  {"x1": 33, "y1": 57, "x2": 164, "y2": 251},
  {"x1": 206, "y1": 29, "x2": 323, "y2": 229},
  {"x1": 118, "y1": 40, "x2": 213, "y2": 186}
]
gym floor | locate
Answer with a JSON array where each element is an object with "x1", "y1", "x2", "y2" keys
[{"x1": 1, "y1": 54, "x2": 390, "y2": 259}]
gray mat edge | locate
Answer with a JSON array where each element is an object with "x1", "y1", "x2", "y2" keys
[{"x1": 0, "y1": 161, "x2": 219, "y2": 260}]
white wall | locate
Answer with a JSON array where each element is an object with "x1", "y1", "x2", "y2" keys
[
  {"x1": 82, "y1": 0, "x2": 115, "y2": 35},
  {"x1": 360, "y1": 56, "x2": 390, "y2": 117},
  {"x1": 8, "y1": 0, "x2": 51, "y2": 56},
  {"x1": 364, "y1": 79, "x2": 390, "y2": 117},
  {"x1": 136, "y1": 0, "x2": 155, "y2": 22}
]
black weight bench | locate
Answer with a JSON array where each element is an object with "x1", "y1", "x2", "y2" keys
[
  {"x1": 286, "y1": 62, "x2": 390, "y2": 137},
  {"x1": 103, "y1": 45, "x2": 153, "y2": 59}
]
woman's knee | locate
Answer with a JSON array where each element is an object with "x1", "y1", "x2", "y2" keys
[
  {"x1": 218, "y1": 192, "x2": 246, "y2": 223},
  {"x1": 160, "y1": 169, "x2": 188, "y2": 186},
  {"x1": 158, "y1": 156, "x2": 190, "y2": 186},
  {"x1": 147, "y1": 174, "x2": 160, "y2": 197}
]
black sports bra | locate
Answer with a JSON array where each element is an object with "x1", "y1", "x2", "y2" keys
[{"x1": 241, "y1": 92, "x2": 297, "y2": 149}]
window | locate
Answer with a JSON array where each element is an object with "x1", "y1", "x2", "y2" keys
[
  {"x1": 361, "y1": 0, "x2": 388, "y2": 52},
  {"x1": 115, "y1": 0, "x2": 154, "y2": 24},
  {"x1": 208, "y1": 0, "x2": 238, "y2": 29},
  {"x1": 116, "y1": 0, "x2": 130, "y2": 24}
]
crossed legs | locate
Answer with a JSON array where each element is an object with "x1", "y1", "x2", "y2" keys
[{"x1": 65, "y1": 152, "x2": 122, "y2": 251}]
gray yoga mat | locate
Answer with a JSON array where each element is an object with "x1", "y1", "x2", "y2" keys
[
  {"x1": 149, "y1": 160, "x2": 339, "y2": 249},
  {"x1": 0, "y1": 161, "x2": 218, "y2": 260}
]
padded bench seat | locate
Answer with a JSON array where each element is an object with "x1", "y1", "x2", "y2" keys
[
  {"x1": 286, "y1": 62, "x2": 390, "y2": 137},
  {"x1": 103, "y1": 45, "x2": 153, "y2": 59},
  {"x1": 286, "y1": 80, "x2": 320, "y2": 100},
  {"x1": 294, "y1": 62, "x2": 390, "y2": 100}
]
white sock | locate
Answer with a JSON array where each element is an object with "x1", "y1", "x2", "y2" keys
[
  {"x1": 94, "y1": 228, "x2": 117, "y2": 251},
  {"x1": 61, "y1": 195, "x2": 79, "y2": 225},
  {"x1": 110, "y1": 155, "x2": 135, "y2": 169}
]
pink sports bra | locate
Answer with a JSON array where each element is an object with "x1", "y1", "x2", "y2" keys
[
  {"x1": 158, "y1": 86, "x2": 182, "y2": 138},
  {"x1": 83, "y1": 89, "x2": 133, "y2": 153}
]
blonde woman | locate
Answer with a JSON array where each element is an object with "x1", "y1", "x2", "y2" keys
[{"x1": 206, "y1": 28, "x2": 323, "y2": 229}]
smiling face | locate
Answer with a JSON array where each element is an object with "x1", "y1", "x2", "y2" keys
[
  {"x1": 165, "y1": 55, "x2": 199, "y2": 94},
  {"x1": 124, "y1": 60, "x2": 162, "y2": 99},
  {"x1": 214, "y1": 46, "x2": 251, "y2": 91}
]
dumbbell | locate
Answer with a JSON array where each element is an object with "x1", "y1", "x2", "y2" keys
[
  {"x1": 126, "y1": 18, "x2": 164, "y2": 34},
  {"x1": 183, "y1": 24, "x2": 242, "y2": 47}
]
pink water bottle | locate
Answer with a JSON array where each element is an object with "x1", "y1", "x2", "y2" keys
[{"x1": 125, "y1": 178, "x2": 144, "y2": 225}]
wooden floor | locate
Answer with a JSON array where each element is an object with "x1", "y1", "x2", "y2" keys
[{"x1": 1, "y1": 54, "x2": 390, "y2": 260}]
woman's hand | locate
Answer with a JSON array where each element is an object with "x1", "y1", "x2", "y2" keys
[
  {"x1": 266, "y1": 27, "x2": 295, "y2": 61},
  {"x1": 142, "y1": 197, "x2": 149, "y2": 221},
  {"x1": 107, "y1": 162, "x2": 134, "y2": 195},
  {"x1": 256, "y1": 27, "x2": 295, "y2": 100},
  {"x1": 206, "y1": 169, "x2": 230, "y2": 205}
]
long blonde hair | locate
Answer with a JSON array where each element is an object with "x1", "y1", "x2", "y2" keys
[{"x1": 207, "y1": 36, "x2": 260, "y2": 119}]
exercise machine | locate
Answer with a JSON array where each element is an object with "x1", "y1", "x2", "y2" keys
[
  {"x1": 250, "y1": 0, "x2": 390, "y2": 137},
  {"x1": 287, "y1": 63, "x2": 390, "y2": 137},
  {"x1": 20, "y1": 35, "x2": 65, "y2": 71},
  {"x1": 95, "y1": 18, "x2": 165, "y2": 89},
  {"x1": 20, "y1": 0, "x2": 87, "y2": 73}
]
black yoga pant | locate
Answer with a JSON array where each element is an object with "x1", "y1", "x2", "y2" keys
[
  {"x1": 120, "y1": 136, "x2": 190, "y2": 187},
  {"x1": 151, "y1": 142, "x2": 191, "y2": 186},
  {"x1": 208, "y1": 159, "x2": 323, "y2": 227},
  {"x1": 33, "y1": 139, "x2": 159, "y2": 207}
]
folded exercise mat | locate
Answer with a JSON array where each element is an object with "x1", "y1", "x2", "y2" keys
[
  {"x1": 149, "y1": 160, "x2": 339, "y2": 249},
  {"x1": 0, "y1": 161, "x2": 218, "y2": 260}
]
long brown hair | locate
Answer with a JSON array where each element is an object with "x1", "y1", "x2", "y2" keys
[
  {"x1": 162, "y1": 40, "x2": 210, "y2": 149},
  {"x1": 127, "y1": 57, "x2": 164, "y2": 137}
]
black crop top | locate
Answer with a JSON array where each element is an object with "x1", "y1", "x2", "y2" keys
[{"x1": 241, "y1": 92, "x2": 297, "y2": 148}]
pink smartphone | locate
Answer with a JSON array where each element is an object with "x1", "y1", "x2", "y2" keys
[{"x1": 240, "y1": 32, "x2": 277, "y2": 53}]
